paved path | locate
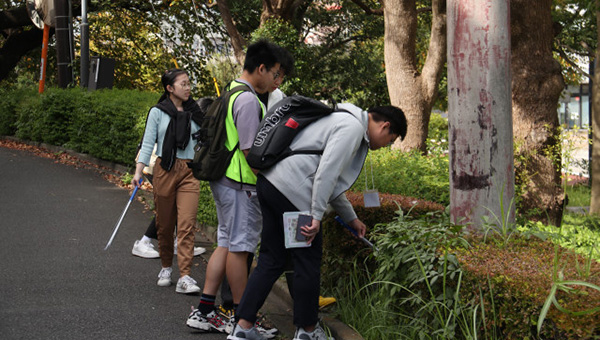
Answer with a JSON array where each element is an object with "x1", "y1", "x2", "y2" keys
[{"x1": 0, "y1": 147, "x2": 224, "y2": 340}]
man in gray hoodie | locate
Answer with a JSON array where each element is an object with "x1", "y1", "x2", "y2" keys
[{"x1": 228, "y1": 104, "x2": 407, "y2": 340}]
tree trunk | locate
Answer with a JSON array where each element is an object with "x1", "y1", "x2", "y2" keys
[
  {"x1": 0, "y1": 28, "x2": 48, "y2": 81},
  {"x1": 216, "y1": 0, "x2": 247, "y2": 65},
  {"x1": 447, "y1": 0, "x2": 515, "y2": 229},
  {"x1": 590, "y1": 1, "x2": 600, "y2": 215},
  {"x1": 384, "y1": 0, "x2": 446, "y2": 153},
  {"x1": 511, "y1": 0, "x2": 565, "y2": 225},
  {"x1": 260, "y1": 0, "x2": 304, "y2": 24}
]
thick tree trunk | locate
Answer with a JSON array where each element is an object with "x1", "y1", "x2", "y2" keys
[
  {"x1": 511, "y1": 0, "x2": 565, "y2": 225},
  {"x1": 384, "y1": 0, "x2": 446, "y2": 153},
  {"x1": 0, "y1": 5, "x2": 31, "y2": 29},
  {"x1": 447, "y1": 0, "x2": 515, "y2": 229},
  {"x1": 590, "y1": 2, "x2": 600, "y2": 215},
  {"x1": 0, "y1": 28, "x2": 48, "y2": 81}
]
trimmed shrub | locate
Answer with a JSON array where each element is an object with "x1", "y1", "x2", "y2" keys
[
  {"x1": 0, "y1": 87, "x2": 37, "y2": 136},
  {"x1": 8, "y1": 87, "x2": 156, "y2": 165},
  {"x1": 455, "y1": 235, "x2": 600, "y2": 339}
]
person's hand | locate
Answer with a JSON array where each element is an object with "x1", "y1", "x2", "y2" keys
[
  {"x1": 301, "y1": 218, "x2": 321, "y2": 244},
  {"x1": 132, "y1": 172, "x2": 143, "y2": 188},
  {"x1": 132, "y1": 163, "x2": 146, "y2": 188},
  {"x1": 348, "y1": 218, "x2": 366, "y2": 238}
]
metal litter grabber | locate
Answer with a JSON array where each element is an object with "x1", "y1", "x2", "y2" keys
[
  {"x1": 104, "y1": 179, "x2": 143, "y2": 250},
  {"x1": 335, "y1": 215, "x2": 378, "y2": 251}
]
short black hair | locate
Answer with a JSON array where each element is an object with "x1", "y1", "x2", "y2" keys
[
  {"x1": 277, "y1": 46, "x2": 295, "y2": 77},
  {"x1": 369, "y1": 106, "x2": 407, "y2": 140},
  {"x1": 244, "y1": 40, "x2": 284, "y2": 73}
]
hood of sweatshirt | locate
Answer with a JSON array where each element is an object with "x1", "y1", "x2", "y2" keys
[{"x1": 336, "y1": 102, "x2": 369, "y2": 146}]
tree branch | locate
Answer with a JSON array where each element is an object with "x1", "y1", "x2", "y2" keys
[
  {"x1": 216, "y1": 0, "x2": 246, "y2": 65},
  {"x1": 0, "y1": 5, "x2": 32, "y2": 30},
  {"x1": 348, "y1": 0, "x2": 383, "y2": 15},
  {"x1": 421, "y1": 0, "x2": 447, "y2": 103},
  {"x1": 555, "y1": 46, "x2": 592, "y2": 79},
  {"x1": 0, "y1": 28, "x2": 52, "y2": 81}
]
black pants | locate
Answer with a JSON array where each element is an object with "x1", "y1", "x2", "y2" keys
[{"x1": 236, "y1": 175, "x2": 322, "y2": 327}]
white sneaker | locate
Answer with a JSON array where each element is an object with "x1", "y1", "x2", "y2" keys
[
  {"x1": 176, "y1": 275, "x2": 201, "y2": 294},
  {"x1": 173, "y1": 239, "x2": 206, "y2": 256},
  {"x1": 157, "y1": 267, "x2": 172, "y2": 287},
  {"x1": 193, "y1": 246, "x2": 206, "y2": 256},
  {"x1": 293, "y1": 323, "x2": 334, "y2": 340},
  {"x1": 132, "y1": 239, "x2": 159, "y2": 258}
]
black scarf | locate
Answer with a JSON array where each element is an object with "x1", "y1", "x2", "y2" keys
[{"x1": 155, "y1": 97, "x2": 203, "y2": 171}]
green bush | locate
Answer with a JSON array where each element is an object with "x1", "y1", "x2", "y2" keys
[
  {"x1": 0, "y1": 87, "x2": 37, "y2": 136},
  {"x1": 6, "y1": 87, "x2": 157, "y2": 165},
  {"x1": 456, "y1": 235, "x2": 600, "y2": 339},
  {"x1": 67, "y1": 89, "x2": 156, "y2": 164},
  {"x1": 427, "y1": 112, "x2": 449, "y2": 153},
  {"x1": 351, "y1": 148, "x2": 450, "y2": 205},
  {"x1": 197, "y1": 181, "x2": 217, "y2": 227}
]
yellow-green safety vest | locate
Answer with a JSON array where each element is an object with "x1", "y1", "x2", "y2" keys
[{"x1": 224, "y1": 81, "x2": 266, "y2": 185}]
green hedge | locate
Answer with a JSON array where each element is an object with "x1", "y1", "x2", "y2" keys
[{"x1": 1, "y1": 86, "x2": 157, "y2": 165}]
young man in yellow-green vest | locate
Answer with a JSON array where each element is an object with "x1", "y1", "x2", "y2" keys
[{"x1": 186, "y1": 40, "x2": 294, "y2": 334}]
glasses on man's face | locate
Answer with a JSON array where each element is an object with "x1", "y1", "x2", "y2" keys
[{"x1": 270, "y1": 68, "x2": 282, "y2": 80}]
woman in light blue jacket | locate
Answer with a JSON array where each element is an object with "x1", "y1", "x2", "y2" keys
[{"x1": 132, "y1": 69, "x2": 203, "y2": 294}]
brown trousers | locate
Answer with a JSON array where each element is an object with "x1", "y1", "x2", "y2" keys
[{"x1": 153, "y1": 158, "x2": 199, "y2": 277}]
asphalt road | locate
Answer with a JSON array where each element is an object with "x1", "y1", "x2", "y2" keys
[{"x1": 0, "y1": 147, "x2": 224, "y2": 340}]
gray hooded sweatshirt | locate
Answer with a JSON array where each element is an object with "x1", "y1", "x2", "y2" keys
[{"x1": 261, "y1": 103, "x2": 370, "y2": 222}]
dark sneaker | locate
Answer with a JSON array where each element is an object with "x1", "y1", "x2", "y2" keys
[{"x1": 187, "y1": 309, "x2": 228, "y2": 333}]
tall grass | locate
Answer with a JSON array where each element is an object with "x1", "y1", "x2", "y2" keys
[{"x1": 332, "y1": 210, "x2": 502, "y2": 340}]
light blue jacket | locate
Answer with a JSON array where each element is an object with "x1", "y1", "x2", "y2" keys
[
  {"x1": 262, "y1": 103, "x2": 370, "y2": 222},
  {"x1": 137, "y1": 107, "x2": 200, "y2": 166}
]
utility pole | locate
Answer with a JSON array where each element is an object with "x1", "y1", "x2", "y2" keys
[
  {"x1": 80, "y1": 0, "x2": 89, "y2": 88},
  {"x1": 54, "y1": 0, "x2": 73, "y2": 88},
  {"x1": 447, "y1": 0, "x2": 515, "y2": 229}
]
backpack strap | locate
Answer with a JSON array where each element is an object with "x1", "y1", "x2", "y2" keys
[{"x1": 284, "y1": 108, "x2": 353, "y2": 160}]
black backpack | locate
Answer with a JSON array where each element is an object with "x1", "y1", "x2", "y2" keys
[
  {"x1": 246, "y1": 95, "x2": 340, "y2": 170},
  {"x1": 187, "y1": 84, "x2": 251, "y2": 181}
]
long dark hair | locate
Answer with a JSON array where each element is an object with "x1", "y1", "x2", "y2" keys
[{"x1": 158, "y1": 68, "x2": 188, "y2": 103}]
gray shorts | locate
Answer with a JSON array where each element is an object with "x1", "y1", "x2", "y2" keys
[{"x1": 210, "y1": 181, "x2": 262, "y2": 253}]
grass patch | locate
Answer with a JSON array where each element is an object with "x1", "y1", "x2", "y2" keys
[{"x1": 566, "y1": 183, "x2": 591, "y2": 208}]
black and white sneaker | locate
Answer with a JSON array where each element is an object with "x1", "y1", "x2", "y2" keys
[
  {"x1": 255, "y1": 319, "x2": 278, "y2": 339},
  {"x1": 187, "y1": 308, "x2": 228, "y2": 333}
]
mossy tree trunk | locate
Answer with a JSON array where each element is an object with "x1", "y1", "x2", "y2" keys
[{"x1": 511, "y1": 0, "x2": 565, "y2": 225}]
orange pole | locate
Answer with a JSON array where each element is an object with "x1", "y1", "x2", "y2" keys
[{"x1": 39, "y1": 25, "x2": 50, "y2": 93}]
